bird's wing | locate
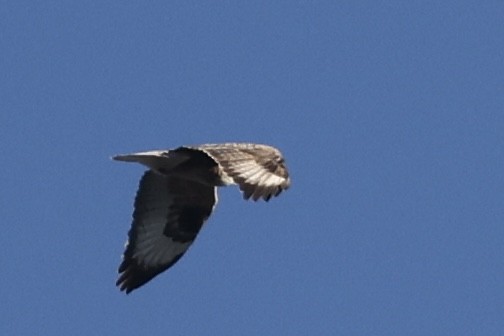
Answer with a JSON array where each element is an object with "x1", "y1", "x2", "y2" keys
[
  {"x1": 117, "y1": 171, "x2": 216, "y2": 294},
  {"x1": 195, "y1": 143, "x2": 290, "y2": 201}
]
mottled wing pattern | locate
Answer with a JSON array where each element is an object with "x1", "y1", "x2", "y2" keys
[
  {"x1": 197, "y1": 143, "x2": 290, "y2": 201},
  {"x1": 117, "y1": 171, "x2": 216, "y2": 294}
]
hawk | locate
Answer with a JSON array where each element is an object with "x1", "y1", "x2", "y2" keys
[{"x1": 113, "y1": 143, "x2": 290, "y2": 293}]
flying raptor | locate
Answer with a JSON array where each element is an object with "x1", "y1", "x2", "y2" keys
[{"x1": 113, "y1": 143, "x2": 290, "y2": 293}]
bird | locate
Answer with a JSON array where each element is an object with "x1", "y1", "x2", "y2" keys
[{"x1": 113, "y1": 143, "x2": 290, "y2": 293}]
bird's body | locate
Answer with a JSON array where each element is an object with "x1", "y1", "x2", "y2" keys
[{"x1": 114, "y1": 143, "x2": 290, "y2": 293}]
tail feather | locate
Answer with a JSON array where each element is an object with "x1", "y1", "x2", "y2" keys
[{"x1": 112, "y1": 150, "x2": 188, "y2": 171}]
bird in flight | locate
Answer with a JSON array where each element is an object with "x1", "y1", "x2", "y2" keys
[{"x1": 113, "y1": 143, "x2": 290, "y2": 293}]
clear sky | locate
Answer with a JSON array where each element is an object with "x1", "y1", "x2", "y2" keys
[{"x1": 1, "y1": 1, "x2": 503, "y2": 335}]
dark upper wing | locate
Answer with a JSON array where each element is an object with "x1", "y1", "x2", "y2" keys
[
  {"x1": 196, "y1": 143, "x2": 290, "y2": 201},
  {"x1": 117, "y1": 171, "x2": 216, "y2": 294}
]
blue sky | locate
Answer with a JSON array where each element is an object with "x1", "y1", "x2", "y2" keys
[{"x1": 1, "y1": 1, "x2": 503, "y2": 335}]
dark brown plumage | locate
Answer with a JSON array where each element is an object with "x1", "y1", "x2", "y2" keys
[{"x1": 113, "y1": 143, "x2": 290, "y2": 293}]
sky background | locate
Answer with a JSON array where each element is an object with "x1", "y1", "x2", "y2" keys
[{"x1": 1, "y1": 1, "x2": 503, "y2": 335}]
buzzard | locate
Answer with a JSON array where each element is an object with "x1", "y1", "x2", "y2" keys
[{"x1": 113, "y1": 143, "x2": 290, "y2": 293}]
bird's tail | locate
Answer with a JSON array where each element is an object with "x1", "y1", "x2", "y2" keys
[
  {"x1": 112, "y1": 150, "x2": 188, "y2": 172},
  {"x1": 113, "y1": 150, "x2": 166, "y2": 162}
]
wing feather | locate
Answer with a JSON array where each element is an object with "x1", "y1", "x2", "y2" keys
[
  {"x1": 116, "y1": 171, "x2": 216, "y2": 294},
  {"x1": 196, "y1": 143, "x2": 290, "y2": 201}
]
